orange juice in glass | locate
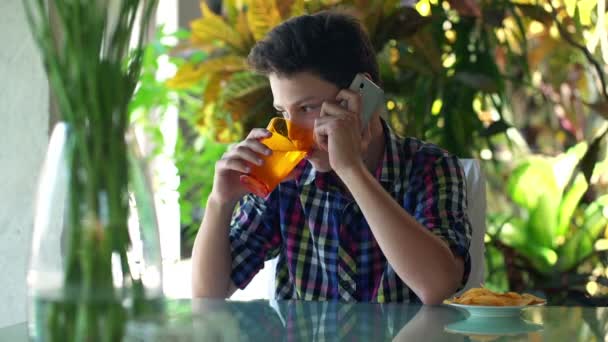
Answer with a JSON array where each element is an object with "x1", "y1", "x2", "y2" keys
[{"x1": 240, "y1": 118, "x2": 314, "y2": 197}]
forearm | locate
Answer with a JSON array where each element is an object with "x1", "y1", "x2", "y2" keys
[
  {"x1": 339, "y1": 163, "x2": 462, "y2": 304},
  {"x1": 191, "y1": 194, "x2": 236, "y2": 298}
]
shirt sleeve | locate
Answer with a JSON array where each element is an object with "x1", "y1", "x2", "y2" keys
[
  {"x1": 410, "y1": 151, "x2": 472, "y2": 288},
  {"x1": 229, "y1": 192, "x2": 282, "y2": 289}
]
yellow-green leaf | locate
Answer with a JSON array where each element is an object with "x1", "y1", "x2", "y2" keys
[
  {"x1": 197, "y1": 55, "x2": 248, "y2": 75},
  {"x1": 223, "y1": 0, "x2": 244, "y2": 23},
  {"x1": 166, "y1": 62, "x2": 206, "y2": 89},
  {"x1": 565, "y1": 0, "x2": 577, "y2": 17},
  {"x1": 277, "y1": 0, "x2": 295, "y2": 19},
  {"x1": 247, "y1": 0, "x2": 283, "y2": 41},
  {"x1": 236, "y1": 11, "x2": 255, "y2": 48},
  {"x1": 220, "y1": 72, "x2": 269, "y2": 102},
  {"x1": 191, "y1": 2, "x2": 245, "y2": 51},
  {"x1": 577, "y1": 0, "x2": 597, "y2": 26},
  {"x1": 557, "y1": 173, "x2": 588, "y2": 238},
  {"x1": 289, "y1": 0, "x2": 306, "y2": 18},
  {"x1": 204, "y1": 72, "x2": 230, "y2": 105}
]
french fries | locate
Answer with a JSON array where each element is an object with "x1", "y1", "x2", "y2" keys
[{"x1": 445, "y1": 287, "x2": 546, "y2": 306}]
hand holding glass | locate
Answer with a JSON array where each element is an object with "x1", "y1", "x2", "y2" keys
[{"x1": 240, "y1": 118, "x2": 314, "y2": 197}]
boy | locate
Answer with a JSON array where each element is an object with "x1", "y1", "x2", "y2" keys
[{"x1": 192, "y1": 10, "x2": 471, "y2": 304}]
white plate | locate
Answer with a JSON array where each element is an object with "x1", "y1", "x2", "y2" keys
[{"x1": 444, "y1": 302, "x2": 546, "y2": 317}]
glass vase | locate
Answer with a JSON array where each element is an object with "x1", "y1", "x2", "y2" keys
[{"x1": 27, "y1": 122, "x2": 164, "y2": 341}]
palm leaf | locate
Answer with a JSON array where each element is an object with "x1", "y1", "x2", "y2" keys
[
  {"x1": 247, "y1": 0, "x2": 283, "y2": 41},
  {"x1": 190, "y1": 2, "x2": 245, "y2": 52}
]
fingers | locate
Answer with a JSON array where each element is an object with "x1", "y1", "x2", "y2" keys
[
  {"x1": 335, "y1": 89, "x2": 362, "y2": 114},
  {"x1": 246, "y1": 128, "x2": 272, "y2": 140},
  {"x1": 218, "y1": 130, "x2": 273, "y2": 173},
  {"x1": 216, "y1": 156, "x2": 251, "y2": 174},
  {"x1": 319, "y1": 101, "x2": 354, "y2": 120}
]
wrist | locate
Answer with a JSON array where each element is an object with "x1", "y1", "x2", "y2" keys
[
  {"x1": 335, "y1": 160, "x2": 368, "y2": 186},
  {"x1": 208, "y1": 191, "x2": 239, "y2": 211}
]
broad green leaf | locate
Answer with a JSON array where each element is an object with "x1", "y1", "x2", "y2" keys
[
  {"x1": 495, "y1": 218, "x2": 527, "y2": 247},
  {"x1": 502, "y1": 222, "x2": 557, "y2": 272},
  {"x1": 190, "y1": 3, "x2": 245, "y2": 52},
  {"x1": 553, "y1": 140, "x2": 588, "y2": 191},
  {"x1": 557, "y1": 195, "x2": 608, "y2": 271},
  {"x1": 247, "y1": 0, "x2": 283, "y2": 42},
  {"x1": 521, "y1": 245, "x2": 558, "y2": 273},
  {"x1": 507, "y1": 158, "x2": 560, "y2": 211},
  {"x1": 579, "y1": 129, "x2": 608, "y2": 184},
  {"x1": 527, "y1": 193, "x2": 559, "y2": 248},
  {"x1": 556, "y1": 173, "x2": 588, "y2": 239}
]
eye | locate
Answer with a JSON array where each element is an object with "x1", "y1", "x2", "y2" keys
[{"x1": 300, "y1": 104, "x2": 320, "y2": 113}]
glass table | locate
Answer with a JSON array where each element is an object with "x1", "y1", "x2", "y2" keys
[{"x1": 2, "y1": 299, "x2": 607, "y2": 341}]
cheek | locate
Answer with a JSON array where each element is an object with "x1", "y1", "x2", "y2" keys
[{"x1": 292, "y1": 112, "x2": 320, "y2": 128}]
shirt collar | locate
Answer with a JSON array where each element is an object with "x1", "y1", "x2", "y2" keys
[{"x1": 296, "y1": 119, "x2": 403, "y2": 188}]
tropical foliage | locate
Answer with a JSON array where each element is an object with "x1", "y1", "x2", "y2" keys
[{"x1": 158, "y1": 0, "x2": 608, "y2": 303}]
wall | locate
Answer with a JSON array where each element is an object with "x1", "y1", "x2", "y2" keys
[{"x1": 0, "y1": 0, "x2": 49, "y2": 328}]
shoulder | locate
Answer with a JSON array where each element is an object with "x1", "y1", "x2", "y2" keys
[
  {"x1": 394, "y1": 136, "x2": 463, "y2": 181},
  {"x1": 398, "y1": 136, "x2": 455, "y2": 163}
]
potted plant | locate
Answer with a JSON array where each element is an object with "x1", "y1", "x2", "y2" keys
[{"x1": 25, "y1": 0, "x2": 164, "y2": 340}]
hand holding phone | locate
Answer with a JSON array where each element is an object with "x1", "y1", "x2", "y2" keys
[{"x1": 348, "y1": 73, "x2": 384, "y2": 129}]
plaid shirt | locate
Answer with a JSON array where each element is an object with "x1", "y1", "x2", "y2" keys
[{"x1": 229, "y1": 120, "x2": 471, "y2": 302}]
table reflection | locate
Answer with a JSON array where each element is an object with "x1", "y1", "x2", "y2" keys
[
  {"x1": 5, "y1": 301, "x2": 608, "y2": 341},
  {"x1": 127, "y1": 299, "x2": 468, "y2": 341}
]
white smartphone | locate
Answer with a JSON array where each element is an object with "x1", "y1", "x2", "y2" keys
[{"x1": 348, "y1": 73, "x2": 384, "y2": 128}]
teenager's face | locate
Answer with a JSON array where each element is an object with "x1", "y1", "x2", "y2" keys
[{"x1": 268, "y1": 72, "x2": 340, "y2": 172}]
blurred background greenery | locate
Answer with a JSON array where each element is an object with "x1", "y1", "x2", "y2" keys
[{"x1": 131, "y1": 0, "x2": 608, "y2": 305}]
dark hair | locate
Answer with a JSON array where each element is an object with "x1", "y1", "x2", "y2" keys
[{"x1": 247, "y1": 10, "x2": 380, "y2": 89}]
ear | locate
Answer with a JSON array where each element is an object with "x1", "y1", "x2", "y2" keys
[{"x1": 362, "y1": 72, "x2": 373, "y2": 81}]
